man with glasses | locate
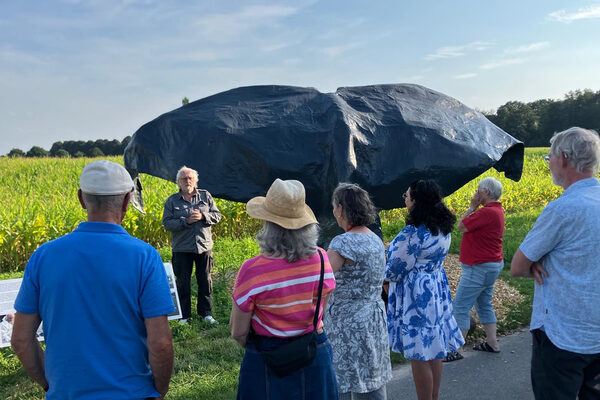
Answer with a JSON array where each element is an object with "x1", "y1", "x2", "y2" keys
[
  {"x1": 511, "y1": 127, "x2": 600, "y2": 399},
  {"x1": 163, "y1": 166, "x2": 221, "y2": 324}
]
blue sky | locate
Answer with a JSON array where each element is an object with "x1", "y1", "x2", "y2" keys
[{"x1": 1, "y1": 0, "x2": 600, "y2": 155}]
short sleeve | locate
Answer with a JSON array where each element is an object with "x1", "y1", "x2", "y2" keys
[
  {"x1": 232, "y1": 260, "x2": 256, "y2": 313},
  {"x1": 14, "y1": 251, "x2": 42, "y2": 314},
  {"x1": 319, "y1": 248, "x2": 336, "y2": 294},
  {"x1": 520, "y1": 207, "x2": 565, "y2": 262},
  {"x1": 328, "y1": 234, "x2": 355, "y2": 262},
  {"x1": 139, "y1": 249, "x2": 175, "y2": 318},
  {"x1": 462, "y1": 208, "x2": 488, "y2": 232}
]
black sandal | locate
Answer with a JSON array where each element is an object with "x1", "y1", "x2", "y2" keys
[
  {"x1": 442, "y1": 351, "x2": 464, "y2": 362},
  {"x1": 473, "y1": 342, "x2": 500, "y2": 353}
]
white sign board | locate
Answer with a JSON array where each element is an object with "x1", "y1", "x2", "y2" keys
[
  {"x1": 0, "y1": 263, "x2": 183, "y2": 348},
  {"x1": 164, "y1": 262, "x2": 183, "y2": 321}
]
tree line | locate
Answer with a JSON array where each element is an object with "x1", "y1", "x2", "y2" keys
[
  {"x1": 7, "y1": 137, "x2": 131, "y2": 158},
  {"x1": 484, "y1": 88, "x2": 600, "y2": 146}
]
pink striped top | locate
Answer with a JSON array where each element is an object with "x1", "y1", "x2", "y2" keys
[{"x1": 232, "y1": 249, "x2": 336, "y2": 337}]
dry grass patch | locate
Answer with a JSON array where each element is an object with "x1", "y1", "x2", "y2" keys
[{"x1": 443, "y1": 254, "x2": 524, "y2": 325}]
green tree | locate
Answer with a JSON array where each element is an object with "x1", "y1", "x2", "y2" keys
[
  {"x1": 182, "y1": 97, "x2": 190, "y2": 106},
  {"x1": 74, "y1": 151, "x2": 85, "y2": 158},
  {"x1": 494, "y1": 101, "x2": 539, "y2": 145},
  {"x1": 489, "y1": 88, "x2": 600, "y2": 146},
  {"x1": 55, "y1": 149, "x2": 70, "y2": 158},
  {"x1": 7, "y1": 148, "x2": 25, "y2": 157},
  {"x1": 49, "y1": 141, "x2": 64, "y2": 157},
  {"x1": 26, "y1": 146, "x2": 49, "y2": 158},
  {"x1": 87, "y1": 147, "x2": 104, "y2": 157},
  {"x1": 106, "y1": 139, "x2": 121, "y2": 155},
  {"x1": 120, "y1": 136, "x2": 132, "y2": 153}
]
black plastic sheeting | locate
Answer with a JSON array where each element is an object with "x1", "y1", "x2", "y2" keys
[{"x1": 124, "y1": 84, "x2": 523, "y2": 241}]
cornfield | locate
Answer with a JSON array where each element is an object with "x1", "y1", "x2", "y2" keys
[{"x1": 0, "y1": 149, "x2": 569, "y2": 272}]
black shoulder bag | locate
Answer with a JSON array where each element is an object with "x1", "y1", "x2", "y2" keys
[{"x1": 255, "y1": 250, "x2": 325, "y2": 378}]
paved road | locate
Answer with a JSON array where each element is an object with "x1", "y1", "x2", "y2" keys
[{"x1": 386, "y1": 328, "x2": 534, "y2": 399}]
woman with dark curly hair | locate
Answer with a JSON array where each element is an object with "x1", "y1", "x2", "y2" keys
[{"x1": 385, "y1": 180, "x2": 464, "y2": 400}]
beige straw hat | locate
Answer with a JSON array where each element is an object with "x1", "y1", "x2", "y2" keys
[{"x1": 246, "y1": 179, "x2": 317, "y2": 229}]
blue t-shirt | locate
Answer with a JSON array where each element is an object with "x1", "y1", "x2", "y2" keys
[
  {"x1": 15, "y1": 222, "x2": 175, "y2": 399},
  {"x1": 520, "y1": 178, "x2": 600, "y2": 354}
]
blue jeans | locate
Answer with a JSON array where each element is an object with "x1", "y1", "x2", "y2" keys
[
  {"x1": 237, "y1": 331, "x2": 339, "y2": 400},
  {"x1": 453, "y1": 261, "x2": 503, "y2": 331}
]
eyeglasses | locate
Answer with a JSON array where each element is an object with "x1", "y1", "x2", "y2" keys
[
  {"x1": 542, "y1": 154, "x2": 550, "y2": 165},
  {"x1": 402, "y1": 193, "x2": 408, "y2": 200},
  {"x1": 543, "y1": 151, "x2": 569, "y2": 166}
]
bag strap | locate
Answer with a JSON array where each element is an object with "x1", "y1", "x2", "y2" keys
[{"x1": 312, "y1": 249, "x2": 325, "y2": 331}]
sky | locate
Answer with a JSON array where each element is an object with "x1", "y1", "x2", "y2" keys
[{"x1": 1, "y1": 0, "x2": 600, "y2": 155}]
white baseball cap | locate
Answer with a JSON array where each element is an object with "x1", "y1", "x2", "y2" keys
[{"x1": 79, "y1": 160, "x2": 134, "y2": 195}]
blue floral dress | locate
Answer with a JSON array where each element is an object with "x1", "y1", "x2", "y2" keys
[{"x1": 385, "y1": 224, "x2": 464, "y2": 361}]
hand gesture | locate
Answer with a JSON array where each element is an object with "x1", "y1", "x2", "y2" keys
[
  {"x1": 187, "y1": 209, "x2": 204, "y2": 224},
  {"x1": 531, "y1": 262, "x2": 548, "y2": 285},
  {"x1": 470, "y1": 191, "x2": 482, "y2": 209}
]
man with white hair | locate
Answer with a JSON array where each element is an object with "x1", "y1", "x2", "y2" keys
[
  {"x1": 12, "y1": 160, "x2": 175, "y2": 399},
  {"x1": 512, "y1": 127, "x2": 600, "y2": 399},
  {"x1": 163, "y1": 166, "x2": 221, "y2": 324}
]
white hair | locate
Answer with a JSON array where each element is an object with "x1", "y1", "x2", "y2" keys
[
  {"x1": 550, "y1": 127, "x2": 600, "y2": 174},
  {"x1": 175, "y1": 166, "x2": 199, "y2": 188},
  {"x1": 478, "y1": 177, "x2": 503, "y2": 201},
  {"x1": 256, "y1": 221, "x2": 319, "y2": 263}
]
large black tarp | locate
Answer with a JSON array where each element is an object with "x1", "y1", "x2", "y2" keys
[{"x1": 124, "y1": 84, "x2": 523, "y2": 239}]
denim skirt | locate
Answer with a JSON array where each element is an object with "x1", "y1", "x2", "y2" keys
[{"x1": 237, "y1": 331, "x2": 339, "y2": 400}]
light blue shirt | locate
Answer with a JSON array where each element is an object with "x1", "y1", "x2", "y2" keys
[{"x1": 520, "y1": 177, "x2": 600, "y2": 354}]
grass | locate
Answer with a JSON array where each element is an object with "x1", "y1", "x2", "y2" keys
[{"x1": 1, "y1": 148, "x2": 586, "y2": 399}]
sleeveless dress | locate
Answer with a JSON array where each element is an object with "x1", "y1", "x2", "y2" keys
[
  {"x1": 385, "y1": 224, "x2": 465, "y2": 360},
  {"x1": 326, "y1": 232, "x2": 393, "y2": 393}
]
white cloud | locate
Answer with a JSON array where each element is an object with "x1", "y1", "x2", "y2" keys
[
  {"x1": 425, "y1": 41, "x2": 492, "y2": 61},
  {"x1": 193, "y1": 5, "x2": 298, "y2": 42},
  {"x1": 453, "y1": 73, "x2": 477, "y2": 79},
  {"x1": 507, "y1": 41, "x2": 550, "y2": 53},
  {"x1": 548, "y1": 5, "x2": 600, "y2": 23},
  {"x1": 480, "y1": 58, "x2": 525, "y2": 70}
]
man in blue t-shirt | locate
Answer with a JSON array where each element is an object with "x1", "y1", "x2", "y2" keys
[
  {"x1": 511, "y1": 127, "x2": 600, "y2": 399},
  {"x1": 11, "y1": 160, "x2": 175, "y2": 399}
]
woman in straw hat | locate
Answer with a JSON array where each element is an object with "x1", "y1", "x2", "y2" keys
[
  {"x1": 231, "y1": 178, "x2": 338, "y2": 399},
  {"x1": 326, "y1": 183, "x2": 392, "y2": 399}
]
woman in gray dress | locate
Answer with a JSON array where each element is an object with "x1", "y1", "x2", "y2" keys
[{"x1": 326, "y1": 183, "x2": 392, "y2": 400}]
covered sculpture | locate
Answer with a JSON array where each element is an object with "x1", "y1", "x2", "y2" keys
[{"x1": 124, "y1": 84, "x2": 523, "y2": 240}]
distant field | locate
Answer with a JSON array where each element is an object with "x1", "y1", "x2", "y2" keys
[
  {"x1": 0, "y1": 156, "x2": 260, "y2": 273},
  {"x1": 0, "y1": 148, "x2": 559, "y2": 273}
]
